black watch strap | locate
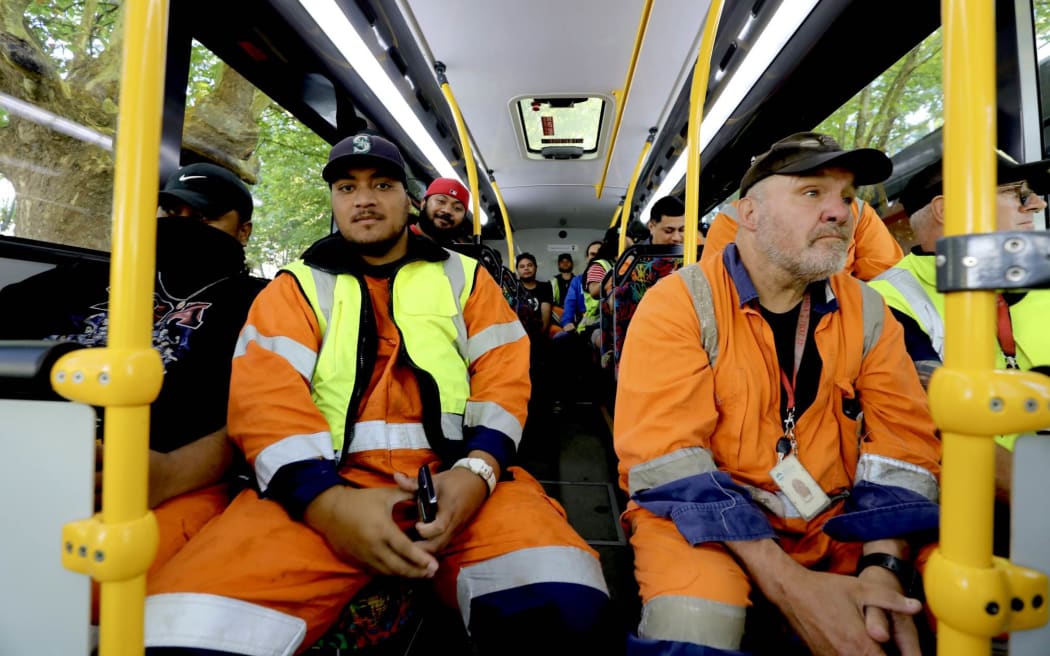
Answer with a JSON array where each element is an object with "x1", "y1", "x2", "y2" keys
[{"x1": 857, "y1": 552, "x2": 921, "y2": 598}]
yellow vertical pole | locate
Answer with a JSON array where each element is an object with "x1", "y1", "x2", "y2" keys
[
  {"x1": 488, "y1": 170, "x2": 515, "y2": 264},
  {"x1": 608, "y1": 198, "x2": 624, "y2": 229},
  {"x1": 931, "y1": 1, "x2": 996, "y2": 654},
  {"x1": 682, "y1": 0, "x2": 725, "y2": 266},
  {"x1": 618, "y1": 128, "x2": 657, "y2": 257},
  {"x1": 435, "y1": 62, "x2": 481, "y2": 242}
]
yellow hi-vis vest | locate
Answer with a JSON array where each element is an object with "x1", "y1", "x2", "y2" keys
[
  {"x1": 580, "y1": 259, "x2": 612, "y2": 329},
  {"x1": 281, "y1": 252, "x2": 476, "y2": 454}
]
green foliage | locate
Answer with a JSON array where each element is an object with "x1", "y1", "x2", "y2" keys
[
  {"x1": 24, "y1": 0, "x2": 121, "y2": 76},
  {"x1": 1036, "y1": 0, "x2": 1050, "y2": 48},
  {"x1": 187, "y1": 42, "x2": 224, "y2": 109},
  {"x1": 815, "y1": 29, "x2": 943, "y2": 156},
  {"x1": 245, "y1": 104, "x2": 332, "y2": 272}
]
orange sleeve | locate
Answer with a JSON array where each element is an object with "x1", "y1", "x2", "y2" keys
[
  {"x1": 227, "y1": 273, "x2": 329, "y2": 466},
  {"x1": 613, "y1": 275, "x2": 719, "y2": 493},
  {"x1": 849, "y1": 201, "x2": 903, "y2": 280},
  {"x1": 700, "y1": 208, "x2": 738, "y2": 264}
]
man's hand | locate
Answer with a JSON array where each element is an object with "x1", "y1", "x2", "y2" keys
[
  {"x1": 394, "y1": 465, "x2": 488, "y2": 554},
  {"x1": 775, "y1": 565, "x2": 921, "y2": 656},
  {"x1": 304, "y1": 485, "x2": 438, "y2": 578}
]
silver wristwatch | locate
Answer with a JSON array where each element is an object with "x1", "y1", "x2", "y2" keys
[{"x1": 452, "y1": 457, "x2": 497, "y2": 495}]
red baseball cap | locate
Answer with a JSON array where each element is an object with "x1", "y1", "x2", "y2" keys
[{"x1": 424, "y1": 178, "x2": 470, "y2": 207}]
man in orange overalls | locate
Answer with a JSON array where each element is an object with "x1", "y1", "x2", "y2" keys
[
  {"x1": 615, "y1": 132, "x2": 940, "y2": 656},
  {"x1": 144, "y1": 133, "x2": 611, "y2": 655}
]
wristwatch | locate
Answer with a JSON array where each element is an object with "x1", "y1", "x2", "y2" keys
[
  {"x1": 452, "y1": 457, "x2": 497, "y2": 495},
  {"x1": 856, "y1": 552, "x2": 921, "y2": 599}
]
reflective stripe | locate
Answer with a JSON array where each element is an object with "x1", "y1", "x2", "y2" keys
[
  {"x1": 464, "y1": 400, "x2": 522, "y2": 443},
  {"x1": 676, "y1": 265, "x2": 718, "y2": 367},
  {"x1": 857, "y1": 280, "x2": 886, "y2": 360},
  {"x1": 856, "y1": 453, "x2": 939, "y2": 502},
  {"x1": 235, "y1": 325, "x2": 318, "y2": 382},
  {"x1": 456, "y1": 546, "x2": 608, "y2": 629},
  {"x1": 442, "y1": 412, "x2": 465, "y2": 441},
  {"x1": 145, "y1": 593, "x2": 305, "y2": 655},
  {"x1": 255, "y1": 432, "x2": 334, "y2": 492},
  {"x1": 443, "y1": 251, "x2": 471, "y2": 361},
  {"x1": 342, "y1": 421, "x2": 433, "y2": 454},
  {"x1": 627, "y1": 447, "x2": 717, "y2": 496},
  {"x1": 309, "y1": 268, "x2": 337, "y2": 354},
  {"x1": 638, "y1": 595, "x2": 746, "y2": 650},
  {"x1": 466, "y1": 320, "x2": 526, "y2": 364},
  {"x1": 871, "y1": 268, "x2": 943, "y2": 358}
]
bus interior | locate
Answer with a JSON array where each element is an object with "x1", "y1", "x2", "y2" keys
[{"x1": 1, "y1": 0, "x2": 1049, "y2": 654}]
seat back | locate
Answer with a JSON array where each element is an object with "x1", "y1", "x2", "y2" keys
[
  {"x1": 0, "y1": 341, "x2": 96, "y2": 655},
  {"x1": 609, "y1": 245, "x2": 691, "y2": 378},
  {"x1": 1010, "y1": 432, "x2": 1050, "y2": 655}
]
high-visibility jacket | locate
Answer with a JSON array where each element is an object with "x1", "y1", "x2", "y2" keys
[
  {"x1": 869, "y1": 250, "x2": 1050, "y2": 449},
  {"x1": 615, "y1": 244, "x2": 940, "y2": 553},
  {"x1": 231, "y1": 233, "x2": 530, "y2": 502},
  {"x1": 580, "y1": 259, "x2": 612, "y2": 330},
  {"x1": 702, "y1": 198, "x2": 903, "y2": 281}
]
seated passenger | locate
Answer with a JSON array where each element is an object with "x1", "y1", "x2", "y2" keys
[
  {"x1": 412, "y1": 176, "x2": 472, "y2": 245},
  {"x1": 560, "y1": 240, "x2": 602, "y2": 334},
  {"x1": 869, "y1": 148, "x2": 1050, "y2": 502},
  {"x1": 550, "y1": 252, "x2": 574, "y2": 311},
  {"x1": 143, "y1": 133, "x2": 611, "y2": 655},
  {"x1": 516, "y1": 252, "x2": 553, "y2": 338},
  {"x1": 614, "y1": 133, "x2": 940, "y2": 655},
  {"x1": 646, "y1": 196, "x2": 685, "y2": 245},
  {"x1": 701, "y1": 132, "x2": 904, "y2": 280},
  {"x1": 0, "y1": 162, "x2": 267, "y2": 574}
]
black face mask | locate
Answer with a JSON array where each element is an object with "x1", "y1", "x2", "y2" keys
[{"x1": 155, "y1": 215, "x2": 246, "y2": 284}]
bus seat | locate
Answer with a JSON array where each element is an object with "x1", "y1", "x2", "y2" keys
[
  {"x1": 306, "y1": 577, "x2": 423, "y2": 654},
  {"x1": 609, "y1": 245, "x2": 689, "y2": 378},
  {"x1": 1008, "y1": 432, "x2": 1050, "y2": 655},
  {"x1": 0, "y1": 340, "x2": 95, "y2": 656}
]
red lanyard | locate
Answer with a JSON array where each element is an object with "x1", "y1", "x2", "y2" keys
[
  {"x1": 996, "y1": 295, "x2": 1019, "y2": 369},
  {"x1": 777, "y1": 294, "x2": 811, "y2": 456}
]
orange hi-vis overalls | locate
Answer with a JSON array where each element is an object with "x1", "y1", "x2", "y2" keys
[
  {"x1": 144, "y1": 234, "x2": 609, "y2": 654},
  {"x1": 614, "y1": 245, "x2": 940, "y2": 654},
  {"x1": 702, "y1": 198, "x2": 903, "y2": 281}
]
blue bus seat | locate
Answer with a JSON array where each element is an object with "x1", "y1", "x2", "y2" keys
[{"x1": 609, "y1": 245, "x2": 692, "y2": 379}]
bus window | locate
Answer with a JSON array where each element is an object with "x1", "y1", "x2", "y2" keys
[
  {"x1": 187, "y1": 41, "x2": 333, "y2": 277},
  {"x1": 1, "y1": 3, "x2": 124, "y2": 250}
]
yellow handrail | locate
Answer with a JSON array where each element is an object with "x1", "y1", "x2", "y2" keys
[
  {"x1": 608, "y1": 198, "x2": 625, "y2": 229},
  {"x1": 926, "y1": 1, "x2": 1048, "y2": 653},
  {"x1": 682, "y1": 0, "x2": 725, "y2": 266},
  {"x1": 617, "y1": 127, "x2": 657, "y2": 257},
  {"x1": 594, "y1": 0, "x2": 653, "y2": 199},
  {"x1": 435, "y1": 62, "x2": 481, "y2": 241},
  {"x1": 53, "y1": 1, "x2": 168, "y2": 655},
  {"x1": 488, "y1": 170, "x2": 515, "y2": 264}
]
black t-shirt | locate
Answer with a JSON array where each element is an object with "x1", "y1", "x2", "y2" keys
[
  {"x1": 759, "y1": 291, "x2": 822, "y2": 425},
  {"x1": 523, "y1": 280, "x2": 553, "y2": 307},
  {"x1": 0, "y1": 259, "x2": 268, "y2": 452}
]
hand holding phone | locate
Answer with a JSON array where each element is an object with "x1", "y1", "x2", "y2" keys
[{"x1": 416, "y1": 464, "x2": 438, "y2": 523}]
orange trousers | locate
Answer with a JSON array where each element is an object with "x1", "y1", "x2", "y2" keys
[{"x1": 147, "y1": 466, "x2": 601, "y2": 651}]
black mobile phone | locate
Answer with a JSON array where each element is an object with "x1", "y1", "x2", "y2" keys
[{"x1": 417, "y1": 464, "x2": 438, "y2": 523}]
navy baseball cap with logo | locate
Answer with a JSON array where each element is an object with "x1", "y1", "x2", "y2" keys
[
  {"x1": 158, "y1": 162, "x2": 254, "y2": 222},
  {"x1": 740, "y1": 132, "x2": 893, "y2": 197},
  {"x1": 323, "y1": 133, "x2": 408, "y2": 185}
]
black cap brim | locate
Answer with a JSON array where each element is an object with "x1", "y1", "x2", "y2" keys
[
  {"x1": 322, "y1": 154, "x2": 407, "y2": 185},
  {"x1": 158, "y1": 189, "x2": 222, "y2": 218},
  {"x1": 775, "y1": 148, "x2": 893, "y2": 187},
  {"x1": 999, "y1": 158, "x2": 1050, "y2": 194}
]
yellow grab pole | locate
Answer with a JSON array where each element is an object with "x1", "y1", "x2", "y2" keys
[
  {"x1": 595, "y1": 0, "x2": 653, "y2": 199},
  {"x1": 683, "y1": 0, "x2": 725, "y2": 266},
  {"x1": 435, "y1": 62, "x2": 481, "y2": 242},
  {"x1": 53, "y1": 1, "x2": 168, "y2": 655},
  {"x1": 618, "y1": 128, "x2": 657, "y2": 257},
  {"x1": 927, "y1": 0, "x2": 1048, "y2": 652},
  {"x1": 488, "y1": 170, "x2": 515, "y2": 264}
]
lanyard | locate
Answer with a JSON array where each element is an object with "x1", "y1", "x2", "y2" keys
[
  {"x1": 996, "y1": 295, "x2": 1019, "y2": 369},
  {"x1": 776, "y1": 294, "x2": 811, "y2": 460}
]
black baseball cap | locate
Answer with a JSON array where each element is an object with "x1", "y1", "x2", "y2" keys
[
  {"x1": 899, "y1": 150, "x2": 1050, "y2": 215},
  {"x1": 557, "y1": 253, "x2": 573, "y2": 262},
  {"x1": 322, "y1": 133, "x2": 407, "y2": 185},
  {"x1": 158, "y1": 163, "x2": 254, "y2": 222},
  {"x1": 740, "y1": 132, "x2": 892, "y2": 197}
]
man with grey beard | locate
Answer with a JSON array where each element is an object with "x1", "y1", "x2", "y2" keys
[{"x1": 614, "y1": 133, "x2": 942, "y2": 656}]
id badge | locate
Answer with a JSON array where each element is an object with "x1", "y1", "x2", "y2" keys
[{"x1": 770, "y1": 455, "x2": 831, "y2": 520}]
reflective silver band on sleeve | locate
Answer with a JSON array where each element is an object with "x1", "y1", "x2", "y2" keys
[
  {"x1": 254, "y1": 432, "x2": 335, "y2": 492},
  {"x1": 626, "y1": 447, "x2": 717, "y2": 496},
  {"x1": 856, "y1": 453, "x2": 939, "y2": 502},
  {"x1": 441, "y1": 412, "x2": 465, "y2": 441},
  {"x1": 464, "y1": 400, "x2": 523, "y2": 444},
  {"x1": 235, "y1": 325, "x2": 318, "y2": 382},
  {"x1": 466, "y1": 320, "x2": 527, "y2": 364},
  {"x1": 341, "y1": 421, "x2": 433, "y2": 454}
]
